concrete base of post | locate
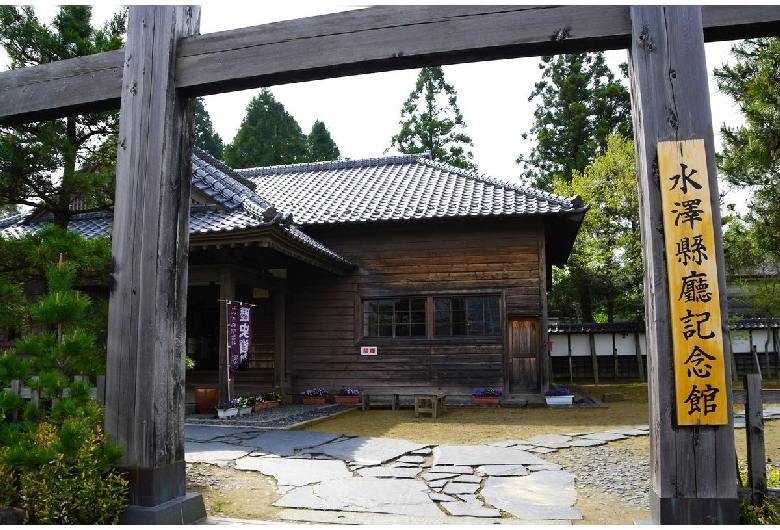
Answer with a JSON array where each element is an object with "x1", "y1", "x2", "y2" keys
[
  {"x1": 650, "y1": 489, "x2": 739, "y2": 524},
  {"x1": 119, "y1": 492, "x2": 206, "y2": 525}
]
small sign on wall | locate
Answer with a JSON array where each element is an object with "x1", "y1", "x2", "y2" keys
[{"x1": 361, "y1": 346, "x2": 378, "y2": 356}]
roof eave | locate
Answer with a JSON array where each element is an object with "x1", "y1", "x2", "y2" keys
[{"x1": 189, "y1": 224, "x2": 354, "y2": 275}]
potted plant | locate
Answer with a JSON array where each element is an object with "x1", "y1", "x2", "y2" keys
[
  {"x1": 215, "y1": 399, "x2": 239, "y2": 418},
  {"x1": 300, "y1": 387, "x2": 328, "y2": 405},
  {"x1": 252, "y1": 395, "x2": 268, "y2": 412},
  {"x1": 334, "y1": 387, "x2": 361, "y2": 405},
  {"x1": 263, "y1": 391, "x2": 281, "y2": 408},
  {"x1": 544, "y1": 387, "x2": 574, "y2": 406},
  {"x1": 472, "y1": 388, "x2": 502, "y2": 405},
  {"x1": 237, "y1": 396, "x2": 253, "y2": 415}
]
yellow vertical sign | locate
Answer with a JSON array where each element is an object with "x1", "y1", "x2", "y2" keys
[{"x1": 658, "y1": 139, "x2": 728, "y2": 426}]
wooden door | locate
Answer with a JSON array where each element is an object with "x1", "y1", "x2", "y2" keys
[{"x1": 508, "y1": 318, "x2": 540, "y2": 393}]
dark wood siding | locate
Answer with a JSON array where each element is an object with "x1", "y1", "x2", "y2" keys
[{"x1": 286, "y1": 217, "x2": 544, "y2": 396}]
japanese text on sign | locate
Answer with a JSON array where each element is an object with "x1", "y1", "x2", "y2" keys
[
  {"x1": 227, "y1": 301, "x2": 253, "y2": 376},
  {"x1": 658, "y1": 139, "x2": 728, "y2": 426}
]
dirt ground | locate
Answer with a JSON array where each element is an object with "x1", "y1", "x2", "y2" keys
[{"x1": 186, "y1": 383, "x2": 780, "y2": 524}]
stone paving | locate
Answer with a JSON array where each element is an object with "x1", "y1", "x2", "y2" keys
[
  {"x1": 186, "y1": 405, "x2": 780, "y2": 525},
  {"x1": 185, "y1": 423, "x2": 651, "y2": 525}
]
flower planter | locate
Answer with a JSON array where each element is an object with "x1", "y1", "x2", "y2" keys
[
  {"x1": 239, "y1": 406, "x2": 252, "y2": 416},
  {"x1": 545, "y1": 395, "x2": 574, "y2": 406},
  {"x1": 252, "y1": 402, "x2": 269, "y2": 413},
  {"x1": 266, "y1": 400, "x2": 280, "y2": 409},
  {"x1": 334, "y1": 395, "x2": 360, "y2": 405},
  {"x1": 302, "y1": 396, "x2": 327, "y2": 405},
  {"x1": 474, "y1": 396, "x2": 501, "y2": 406},
  {"x1": 217, "y1": 407, "x2": 238, "y2": 418},
  {"x1": 194, "y1": 385, "x2": 219, "y2": 414}
]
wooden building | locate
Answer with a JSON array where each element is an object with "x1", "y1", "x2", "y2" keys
[{"x1": 2, "y1": 148, "x2": 586, "y2": 401}]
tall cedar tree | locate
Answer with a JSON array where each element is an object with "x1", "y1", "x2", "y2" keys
[
  {"x1": 517, "y1": 53, "x2": 632, "y2": 191},
  {"x1": 307, "y1": 120, "x2": 340, "y2": 162},
  {"x1": 194, "y1": 97, "x2": 224, "y2": 159},
  {"x1": 714, "y1": 38, "x2": 780, "y2": 261},
  {"x1": 390, "y1": 67, "x2": 477, "y2": 171},
  {"x1": 550, "y1": 135, "x2": 643, "y2": 323},
  {"x1": 223, "y1": 89, "x2": 309, "y2": 168},
  {"x1": 0, "y1": 6, "x2": 126, "y2": 227}
]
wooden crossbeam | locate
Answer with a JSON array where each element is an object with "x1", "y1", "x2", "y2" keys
[{"x1": 1, "y1": 5, "x2": 779, "y2": 124}]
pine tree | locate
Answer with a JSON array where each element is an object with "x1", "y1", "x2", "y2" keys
[
  {"x1": 714, "y1": 38, "x2": 780, "y2": 261},
  {"x1": 518, "y1": 53, "x2": 632, "y2": 191},
  {"x1": 0, "y1": 6, "x2": 127, "y2": 227},
  {"x1": 389, "y1": 66, "x2": 476, "y2": 171},
  {"x1": 223, "y1": 89, "x2": 309, "y2": 168},
  {"x1": 307, "y1": 120, "x2": 340, "y2": 162},
  {"x1": 0, "y1": 255, "x2": 127, "y2": 523}
]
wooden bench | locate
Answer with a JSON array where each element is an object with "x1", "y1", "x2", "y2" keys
[
  {"x1": 414, "y1": 391, "x2": 448, "y2": 418},
  {"x1": 360, "y1": 392, "x2": 400, "y2": 411}
]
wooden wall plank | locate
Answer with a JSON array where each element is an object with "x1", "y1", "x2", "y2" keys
[{"x1": 285, "y1": 221, "x2": 533, "y2": 395}]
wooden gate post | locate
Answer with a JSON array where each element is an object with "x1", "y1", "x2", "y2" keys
[
  {"x1": 629, "y1": 6, "x2": 738, "y2": 524},
  {"x1": 103, "y1": 6, "x2": 205, "y2": 524}
]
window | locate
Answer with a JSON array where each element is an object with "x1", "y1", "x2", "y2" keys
[
  {"x1": 435, "y1": 296, "x2": 500, "y2": 336},
  {"x1": 363, "y1": 298, "x2": 426, "y2": 338}
]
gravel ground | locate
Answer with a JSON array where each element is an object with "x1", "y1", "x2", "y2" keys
[{"x1": 544, "y1": 436, "x2": 651, "y2": 510}]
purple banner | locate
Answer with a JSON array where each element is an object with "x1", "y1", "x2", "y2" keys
[{"x1": 227, "y1": 301, "x2": 252, "y2": 376}]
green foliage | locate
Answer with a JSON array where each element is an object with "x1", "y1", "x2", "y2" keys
[
  {"x1": 550, "y1": 134, "x2": 643, "y2": 322},
  {"x1": 0, "y1": 405, "x2": 127, "y2": 524},
  {"x1": 518, "y1": 53, "x2": 632, "y2": 191},
  {"x1": 0, "y1": 350, "x2": 29, "y2": 383},
  {"x1": 0, "y1": 225, "x2": 111, "y2": 344},
  {"x1": 0, "y1": 6, "x2": 127, "y2": 227},
  {"x1": 723, "y1": 211, "x2": 780, "y2": 326},
  {"x1": 741, "y1": 500, "x2": 780, "y2": 525},
  {"x1": 0, "y1": 254, "x2": 127, "y2": 522},
  {"x1": 715, "y1": 38, "x2": 780, "y2": 262},
  {"x1": 194, "y1": 97, "x2": 224, "y2": 159},
  {"x1": 389, "y1": 66, "x2": 476, "y2": 171},
  {"x1": 223, "y1": 89, "x2": 309, "y2": 168},
  {"x1": 738, "y1": 462, "x2": 780, "y2": 524},
  {"x1": 307, "y1": 120, "x2": 340, "y2": 162}
]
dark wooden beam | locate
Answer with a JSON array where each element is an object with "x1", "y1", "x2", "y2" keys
[
  {"x1": 629, "y1": 6, "x2": 737, "y2": 524},
  {"x1": 2, "y1": 5, "x2": 779, "y2": 124},
  {"x1": 103, "y1": 6, "x2": 205, "y2": 523}
]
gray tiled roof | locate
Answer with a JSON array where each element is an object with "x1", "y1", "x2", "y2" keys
[
  {"x1": 236, "y1": 154, "x2": 585, "y2": 226},
  {"x1": 0, "y1": 151, "x2": 584, "y2": 269}
]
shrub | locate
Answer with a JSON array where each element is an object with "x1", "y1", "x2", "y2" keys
[
  {"x1": 263, "y1": 391, "x2": 281, "y2": 401},
  {"x1": 738, "y1": 461, "x2": 780, "y2": 524},
  {"x1": 1, "y1": 404, "x2": 127, "y2": 524},
  {"x1": 740, "y1": 499, "x2": 780, "y2": 525},
  {"x1": 0, "y1": 255, "x2": 127, "y2": 523}
]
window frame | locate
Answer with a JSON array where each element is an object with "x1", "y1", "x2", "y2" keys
[
  {"x1": 362, "y1": 297, "x2": 427, "y2": 339},
  {"x1": 434, "y1": 295, "x2": 502, "y2": 337},
  {"x1": 360, "y1": 293, "x2": 503, "y2": 342}
]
